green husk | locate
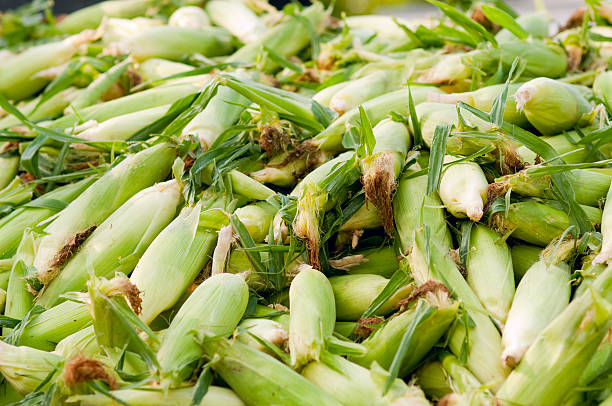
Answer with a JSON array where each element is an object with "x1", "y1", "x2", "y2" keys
[
  {"x1": 206, "y1": 0, "x2": 265, "y2": 44},
  {"x1": 0, "y1": 340, "x2": 62, "y2": 395},
  {"x1": 510, "y1": 244, "x2": 542, "y2": 282},
  {"x1": 0, "y1": 31, "x2": 96, "y2": 100},
  {"x1": 124, "y1": 26, "x2": 234, "y2": 61},
  {"x1": 18, "y1": 301, "x2": 92, "y2": 351},
  {"x1": 409, "y1": 228, "x2": 508, "y2": 390},
  {"x1": 37, "y1": 179, "x2": 182, "y2": 308},
  {"x1": 130, "y1": 206, "x2": 228, "y2": 324},
  {"x1": 501, "y1": 260, "x2": 571, "y2": 368},
  {"x1": 203, "y1": 337, "x2": 343, "y2": 406},
  {"x1": 394, "y1": 165, "x2": 452, "y2": 253},
  {"x1": 313, "y1": 87, "x2": 442, "y2": 153},
  {"x1": 56, "y1": 0, "x2": 154, "y2": 33},
  {"x1": 349, "y1": 285, "x2": 458, "y2": 377},
  {"x1": 514, "y1": 78, "x2": 594, "y2": 135},
  {"x1": 236, "y1": 317, "x2": 289, "y2": 354},
  {"x1": 497, "y1": 265, "x2": 612, "y2": 406},
  {"x1": 4, "y1": 231, "x2": 36, "y2": 322},
  {"x1": 498, "y1": 169, "x2": 611, "y2": 207},
  {"x1": 414, "y1": 361, "x2": 454, "y2": 401},
  {"x1": 594, "y1": 71, "x2": 612, "y2": 114},
  {"x1": 32, "y1": 143, "x2": 176, "y2": 279},
  {"x1": 329, "y1": 246, "x2": 399, "y2": 278},
  {"x1": 329, "y1": 70, "x2": 403, "y2": 114},
  {"x1": 302, "y1": 353, "x2": 431, "y2": 406},
  {"x1": 439, "y1": 156, "x2": 488, "y2": 221},
  {"x1": 328, "y1": 274, "x2": 412, "y2": 321},
  {"x1": 235, "y1": 201, "x2": 277, "y2": 243},
  {"x1": 492, "y1": 199, "x2": 602, "y2": 247},
  {"x1": 54, "y1": 325, "x2": 99, "y2": 359},
  {"x1": 0, "y1": 177, "x2": 96, "y2": 259},
  {"x1": 516, "y1": 130, "x2": 592, "y2": 165},
  {"x1": 68, "y1": 59, "x2": 131, "y2": 112},
  {"x1": 227, "y1": 3, "x2": 329, "y2": 72},
  {"x1": 67, "y1": 386, "x2": 246, "y2": 406},
  {"x1": 288, "y1": 265, "x2": 336, "y2": 368},
  {"x1": 466, "y1": 225, "x2": 515, "y2": 325},
  {"x1": 157, "y1": 273, "x2": 249, "y2": 388}
]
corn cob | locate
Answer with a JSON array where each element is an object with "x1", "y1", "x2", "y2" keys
[
  {"x1": 497, "y1": 265, "x2": 612, "y2": 406},
  {"x1": 515, "y1": 78, "x2": 594, "y2": 135},
  {"x1": 466, "y1": 225, "x2": 515, "y2": 325},
  {"x1": 56, "y1": 0, "x2": 154, "y2": 33},
  {"x1": 492, "y1": 199, "x2": 602, "y2": 247},
  {"x1": 206, "y1": 0, "x2": 265, "y2": 44},
  {"x1": 361, "y1": 118, "x2": 411, "y2": 235},
  {"x1": 168, "y1": 6, "x2": 211, "y2": 29},
  {"x1": 288, "y1": 265, "x2": 336, "y2": 368},
  {"x1": 157, "y1": 273, "x2": 249, "y2": 387},
  {"x1": 329, "y1": 274, "x2": 412, "y2": 321},
  {"x1": 37, "y1": 179, "x2": 182, "y2": 308},
  {"x1": 501, "y1": 259, "x2": 571, "y2": 368},
  {"x1": 0, "y1": 31, "x2": 97, "y2": 100},
  {"x1": 303, "y1": 352, "x2": 431, "y2": 406},
  {"x1": 32, "y1": 143, "x2": 176, "y2": 281},
  {"x1": 203, "y1": 337, "x2": 343, "y2": 406},
  {"x1": 130, "y1": 206, "x2": 227, "y2": 324},
  {"x1": 0, "y1": 177, "x2": 95, "y2": 259},
  {"x1": 439, "y1": 155, "x2": 488, "y2": 221},
  {"x1": 68, "y1": 386, "x2": 246, "y2": 406},
  {"x1": 349, "y1": 283, "x2": 458, "y2": 377},
  {"x1": 595, "y1": 184, "x2": 612, "y2": 264}
]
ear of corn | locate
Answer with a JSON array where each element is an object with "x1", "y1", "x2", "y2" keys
[
  {"x1": 124, "y1": 26, "x2": 234, "y2": 61},
  {"x1": 227, "y1": 3, "x2": 329, "y2": 72},
  {"x1": 314, "y1": 87, "x2": 442, "y2": 153},
  {"x1": 33, "y1": 143, "x2": 176, "y2": 281},
  {"x1": 594, "y1": 71, "x2": 612, "y2": 114},
  {"x1": 361, "y1": 118, "x2": 411, "y2": 235},
  {"x1": 439, "y1": 155, "x2": 488, "y2": 221},
  {"x1": 18, "y1": 301, "x2": 92, "y2": 351},
  {"x1": 73, "y1": 105, "x2": 170, "y2": 145},
  {"x1": 328, "y1": 274, "x2": 412, "y2": 321},
  {"x1": 466, "y1": 225, "x2": 515, "y2": 325},
  {"x1": 594, "y1": 183, "x2": 612, "y2": 264},
  {"x1": 515, "y1": 78, "x2": 594, "y2": 135},
  {"x1": 501, "y1": 259, "x2": 571, "y2": 368},
  {"x1": 130, "y1": 206, "x2": 228, "y2": 324},
  {"x1": 236, "y1": 317, "x2": 289, "y2": 355},
  {"x1": 428, "y1": 83, "x2": 528, "y2": 126},
  {"x1": 4, "y1": 230, "x2": 37, "y2": 322},
  {"x1": 495, "y1": 11, "x2": 550, "y2": 41},
  {"x1": 68, "y1": 386, "x2": 246, "y2": 406},
  {"x1": 0, "y1": 31, "x2": 96, "y2": 100},
  {"x1": 349, "y1": 287, "x2": 458, "y2": 378},
  {"x1": 288, "y1": 265, "x2": 336, "y2": 368},
  {"x1": 0, "y1": 153, "x2": 18, "y2": 190},
  {"x1": 0, "y1": 177, "x2": 95, "y2": 259},
  {"x1": 303, "y1": 352, "x2": 432, "y2": 406},
  {"x1": 205, "y1": 0, "x2": 265, "y2": 44},
  {"x1": 56, "y1": 0, "x2": 154, "y2": 33},
  {"x1": 410, "y1": 228, "x2": 508, "y2": 390},
  {"x1": 157, "y1": 273, "x2": 249, "y2": 388},
  {"x1": 414, "y1": 361, "x2": 454, "y2": 401},
  {"x1": 37, "y1": 179, "x2": 182, "y2": 308},
  {"x1": 492, "y1": 199, "x2": 602, "y2": 247},
  {"x1": 67, "y1": 59, "x2": 131, "y2": 112},
  {"x1": 235, "y1": 201, "x2": 277, "y2": 243},
  {"x1": 394, "y1": 165, "x2": 452, "y2": 253},
  {"x1": 0, "y1": 340, "x2": 62, "y2": 395},
  {"x1": 168, "y1": 6, "x2": 211, "y2": 29},
  {"x1": 497, "y1": 265, "x2": 612, "y2": 406},
  {"x1": 203, "y1": 337, "x2": 344, "y2": 406},
  {"x1": 498, "y1": 169, "x2": 611, "y2": 207}
]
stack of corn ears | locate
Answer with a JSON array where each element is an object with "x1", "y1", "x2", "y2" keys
[{"x1": 2, "y1": 0, "x2": 612, "y2": 405}]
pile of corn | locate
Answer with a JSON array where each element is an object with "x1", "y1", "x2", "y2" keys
[{"x1": 1, "y1": 0, "x2": 612, "y2": 404}]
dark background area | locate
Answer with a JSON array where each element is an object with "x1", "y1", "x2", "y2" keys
[{"x1": 0, "y1": 0, "x2": 293, "y2": 13}]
